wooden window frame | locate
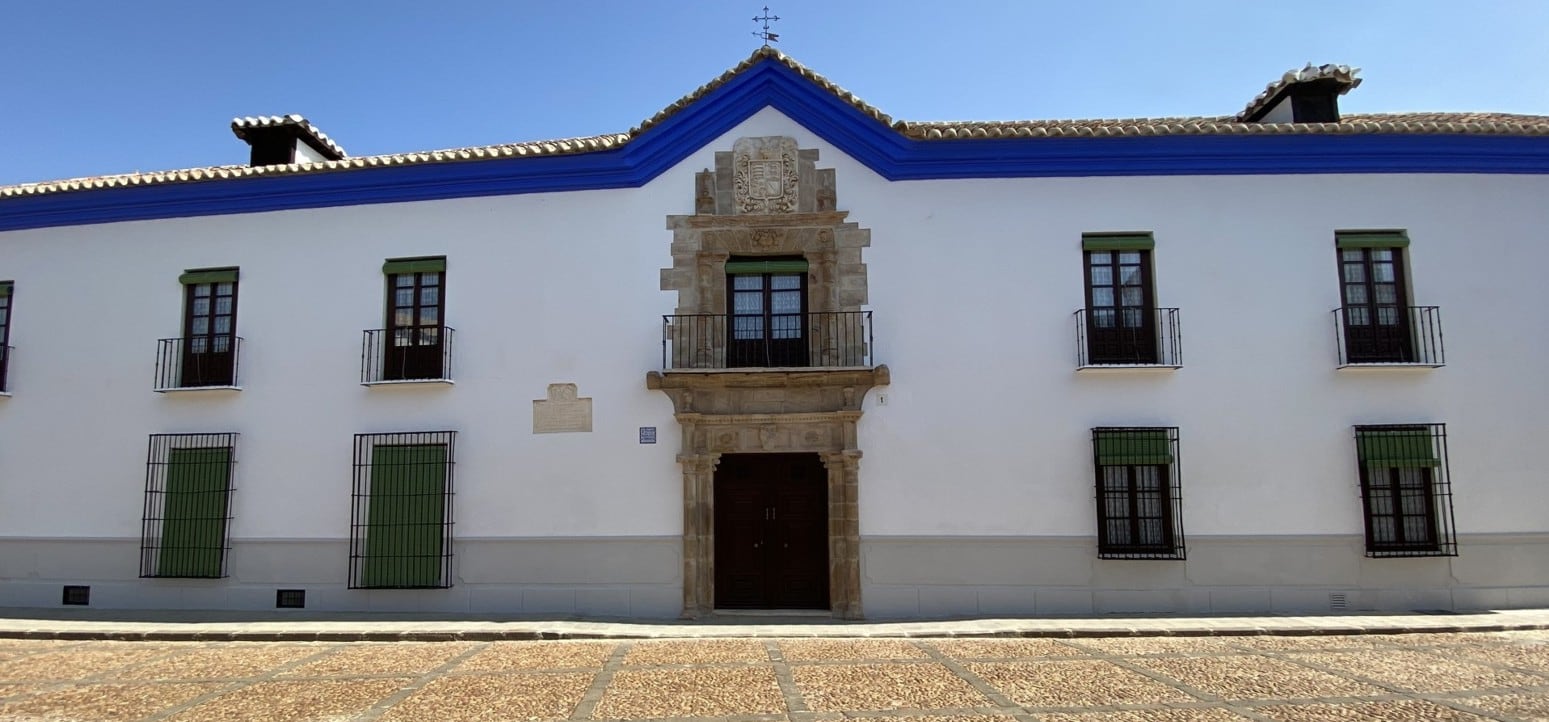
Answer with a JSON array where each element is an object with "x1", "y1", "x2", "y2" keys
[
  {"x1": 1083, "y1": 250, "x2": 1158, "y2": 364},
  {"x1": 1354, "y1": 424, "x2": 1457, "y2": 557},
  {"x1": 1091, "y1": 427, "x2": 1185, "y2": 560}
]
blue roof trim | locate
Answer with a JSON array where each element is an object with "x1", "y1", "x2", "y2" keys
[{"x1": 4, "y1": 58, "x2": 1549, "y2": 232}]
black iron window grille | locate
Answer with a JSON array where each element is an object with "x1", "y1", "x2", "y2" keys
[
  {"x1": 1333, "y1": 306, "x2": 1444, "y2": 366},
  {"x1": 1091, "y1": 427, "x2": 1186, "y2": 560},
  {"x1": 1074, "y1": 308, "x2": 1182, "y2": 367},
  {"x1": 61, "y1": 585, "x2": 90, "y2": 605},
  {"x1": 1354, "y1": 424, "x2": 1457, "y2": 557},
  {"x1": 155, "y1": 337, "x2": 243, "y2": 390},
  {"x1": 662, "y1": 311, "x2": 872, "y2": 369},
  {"x1": 275, "y1": 589, "x2": 306, "y2": 608},
  {"x1": 141, "y1": 433, "x2": 237, "y2": 578},
  {"x1": 362, "y1": 327, "x2": 454, "y2": 383},
  {"x1": 0, "y1": 281, "x2": 12, "y2": 393},
  {"x1": 349, "y1": 431, "x2": 456, "y2": 589}
]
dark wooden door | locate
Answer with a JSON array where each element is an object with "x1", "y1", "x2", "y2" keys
[
  {"x1": 728, "y1": 272, "x2": 808, "y2": 367},
  {"x1": 181, "y1": 280, "x2": 237, "y2": 387},
  {"x1": 1084, "y1": 250, "x2": 1156, "y2": 363},
  {"x1": 385, "y1": 270, "x2": 444, "y2": 380},
  {"x1": 714, "y1": 454, "x2": 829, "y2": 610},
  {"x1": 1339, "y1": 247, "x2": 1412, "y2": 362}
]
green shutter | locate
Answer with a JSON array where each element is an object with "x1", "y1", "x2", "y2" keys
[
  {"x1": 1336, "y1": 231, "x2": 1409, "y2": 249},
  {"x1": 158, "y1": 447, "x2": 232, "y2": 577},
  {"x1": 1357, "y1": 429, "x2": 1439, "y2": 467},
  {"x1": 0, "y1": 282, "x2": 11, "y2": 297},
  {"x1": 724, "y1": 259, "x2": 809, "y2": 274},
  {"x1": 178, "y1": 268, "x2": 239, "y2": 285},
  {"x1": 1094, "y1": 430, "x2": 1173, "y2": 465},
  {"x1": 382, "y1": 258, "x2": 446, "y2": 275},
  {"x1": 1082, "y1": 234, "x2": 1155, "y2": 251},
  {"x1": 363, "y1": 444, "x2": 448, "y2": 587}
]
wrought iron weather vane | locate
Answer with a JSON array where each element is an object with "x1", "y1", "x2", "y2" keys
[{"x1": 752, "y1": 6, "x2": 780, "y2": 47}]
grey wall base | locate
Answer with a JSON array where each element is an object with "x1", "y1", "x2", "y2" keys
[
  {"x1": 861, "y1": 534, "x2": 1549, "y2": 619},
  {"x1": 0, "y1": 537, "x2": 682, "y2": 618},
  {"x1": 4, "y1": 534, "x2": 1547, "y2": 619}
]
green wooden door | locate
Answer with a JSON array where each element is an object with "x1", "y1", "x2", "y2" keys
[
  {"x1": 362, "y1": 445, "x2": 448, "y2": 587},
  {"x1": 158, "y1": 447, "x2": 233, "y2": 577}
]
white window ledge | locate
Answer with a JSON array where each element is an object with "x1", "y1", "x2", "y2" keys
[
  {"x1": 1076, "y1": 364, "x2": 1181, "y2": 373},
  {"x1": 153, "y1": 385, "x2": 242, "y2": 393},
  {"x1": 0, "y1": 391, "x2": 11, "y2": 398},
  {"x1": 1336, "y1": 363, "x2": 1443, "y2": 371},
  {"x1": 361, "y1": 379, "x2": 455, "y2": 387}
]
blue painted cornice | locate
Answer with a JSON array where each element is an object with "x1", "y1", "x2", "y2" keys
[{"x1": 4, "y1": 57, "x2": 1549, "y2": 232}]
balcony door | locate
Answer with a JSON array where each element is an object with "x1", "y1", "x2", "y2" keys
[
  {"x1": 1339, "y1": 247, "x2": 1412, "y2": 362},
  {"x1": 727, "y1": 258, "x2": 808, "y2": 368},
  {"x1": 181, "y1": 279, "x2": 237, "y2": 387},
  {"x1": 1084, "y1": 250, "x2": 1156, "y2": 364},
  {"x1": 385, "y1": 269, "x2": 444, "y2": 380}
]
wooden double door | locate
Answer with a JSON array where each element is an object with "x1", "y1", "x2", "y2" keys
[{"x1": 714, "y1": 454, "x2": 829, "y2": 610}]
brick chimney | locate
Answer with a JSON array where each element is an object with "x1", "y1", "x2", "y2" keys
[
  {"x1": 1238, "y1": 64, "x2": 1362, "y2": 124},
  {"x1": 231, "y1": 115, "x2": 346, "y2": 167}
]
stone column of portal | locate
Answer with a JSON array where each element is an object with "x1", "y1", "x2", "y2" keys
[
  {"x1": 822, "y1": 450, "x2": 864, "y2": 619},
  {"x1": 678, "y1": 453, "x2": 719, "y2": 618}
]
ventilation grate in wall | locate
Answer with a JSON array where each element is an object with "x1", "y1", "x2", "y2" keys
[
  {"x1": 275, "y1": 589, "x2": 306, "y2": 609},
  {"x1": 61, "y1": 585, "x2": 90, "y2": 606},
  {"x1": 1329, "y1": 592, "x2": 1349, "y2": 611}
]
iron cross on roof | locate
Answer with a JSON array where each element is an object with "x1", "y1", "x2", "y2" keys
[{"x1": 752, "y1": 6, "x2": 780, "y2": 47}]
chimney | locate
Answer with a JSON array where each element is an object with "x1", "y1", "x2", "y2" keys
[
  {"x1": 230, "y1": 115, "x2": 347, "y2": 167},
  {"x1": 1238, "y1": 64, "x2": 1362, "y2": 124}
]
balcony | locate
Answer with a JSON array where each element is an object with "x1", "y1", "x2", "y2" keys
[
  {"x1": 662, "y1": 311, "x2": 873, "y2": 370},
  {"x1": 154, "y1": 337, "x2": 242, "y2": 392},
  {"x1": 0, "y1": 345, "x2": 11, "y2": 395},
  {"x1": 362, "y1": 327, "x2": 455, "y2": 385},
  {"x1": 1333, "y1": 306, "x2": 1444, "y2": 368},
  {"x1": 1074, "y1": 308, "x2": 1182, "y2": 371}
]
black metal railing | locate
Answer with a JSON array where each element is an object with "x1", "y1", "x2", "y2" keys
[
  {"x1": 1353, "y1": 423, "x2": 1456, "y2": 558},
  {"x1": 1333, "y1": 306, "x2": 1444, "y2": 366},
  {"x1": 1074, "y1": 308, "x2": 1181, "y2": 367},
  {"x1": 1091, "y1": 427, "x2": 1186, "y2": 560},
  {"x1": 662, "y1": 311, "x2": 872, "y2": 369},
  {"x1": 154, "y1": 336, "x2": 241, "y2": 390},
  {"x1": 0, "y1": 345, "x2": 10, "y2": 393},
  {"x1": 362, "y1": 327, "x2": 454, "y2": 383},
  {"x1": 349, "y1": 431, "x2": 456, "y2": 589},
  {"x1": 141, "y1": 433, "x2": 237, "y2": 578}
]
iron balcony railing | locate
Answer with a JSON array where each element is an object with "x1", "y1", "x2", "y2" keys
[
  {"x1": 1074, "y1": 307, "x2": 1182, "y2": 368},
  {"x1": 0, "y1": 345, "x2": 10, "y2": 393},
  {"x1": 1333, "y1": 305, "x2": 1444, "y2": 367},
  {"x1": 154, "y1": 336, "x2": 242, "y2": 391},
  {"x1": 362, "y1": 327, "x2": 455, "y2": 384},
  {"x1": 662, "y1": 311, "x2": 873, "y2": 370}
]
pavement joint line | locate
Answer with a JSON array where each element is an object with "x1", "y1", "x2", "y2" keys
[
  {"x1": 569, "y1": 640, "x2": 628, "y2": 720},
  {"x1": 140, "y1": 640, "x2": 347, "y2": 722},
  {"x1": 352, "y1": 641, "x2": 491, "y2": 722},
  {"x1": 1247, "y1": 642, "x2": 1511, "y2": 715},
  {"x1": 909, "y1": 639, "x2": 1032, "y2": 720},
  {"x1": 1057, "y1": 639, "x2": 1228, "y2": 707},
  {"x1": 762, "y1": 639, "x2": 809, "y2": 720}
]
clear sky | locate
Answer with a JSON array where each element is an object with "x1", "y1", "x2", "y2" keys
[{"x1": 3, "y1": 0, "x2": 1546, "y2": 186}]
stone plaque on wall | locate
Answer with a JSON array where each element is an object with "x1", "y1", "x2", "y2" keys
[
  {"x1": 733, "y1": 136, "x2": 799, "y2": 214},
  {"x1": 533, "y1": 383, "x2": 592, "y2": 433}
]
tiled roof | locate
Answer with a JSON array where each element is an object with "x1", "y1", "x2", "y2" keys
[
  {"x1": 231, "y1": 114, "x2": 348, "y2": 158},
  {"x1": 1236, "y1": 63, "x2": 1362, "y2": 122},
  {"x1": 4, "y1": 48, "x2": 1547, "y2": 200}
]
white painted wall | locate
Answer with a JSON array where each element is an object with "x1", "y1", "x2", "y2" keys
[
  {"x1": 1, "y1": 107, "x2": 1547, "y2": 557},
  {"x1": 292, "y1": 140, "x2": 328, "y2": 164}
]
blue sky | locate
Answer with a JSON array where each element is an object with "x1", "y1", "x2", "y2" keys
[{"x1": 3, "y1": 0, "x2": 1546, "y2": 186}]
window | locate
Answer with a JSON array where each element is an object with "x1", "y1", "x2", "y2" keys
[
  {"x1": 1079, "y1": 234, "x2": 1179, "y2": 367},
  {"x1": 1334, "y1": 232, "x2": 1443, "y2": 365},
  {"x1": 0, "y1": 281, "x2": 12, "y2": 393},
  {"x1": 141, "y1": 433, "x2": 237, "y2": 578},
  {"x1": 368, "y1": 257, "x2": 450, "y2": 382},
  {"x1": 1091, "y1": 427, "x2": 1185, "y2": 559},
  {"x1": 1354, "y1": 424, "x2": 1456, "y2": 557},
  {"x1": 168, "y1": 268, "x2": 240, "y2": 388},
  {"x1": 349, "y1": 431, "x2": 456, "y2": 588},
  {"x1": 726, "y1": 257, "x2": 808, "y2": 367}
]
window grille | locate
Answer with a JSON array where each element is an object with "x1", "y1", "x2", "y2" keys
[
  {"x1": 140, "y1": 434, "x2": 237, "y2": 578},
  {"x1": 1091, "y1": 427, "x2": 1186, "y2": 560},
  {"x1": 1354, "y1": 424, "x2": 1457, "y2": 557},
  {"x1": 349, "y1": 431, "x2": 456, "y2": 589}
]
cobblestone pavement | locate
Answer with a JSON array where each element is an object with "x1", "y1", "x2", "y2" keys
[{"x1": 0, "y1": 631, "x2": 1545, "y2": 721}]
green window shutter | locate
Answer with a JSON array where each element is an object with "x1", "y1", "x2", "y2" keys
[
  {"x1": 382, "y1": 258, "x2": 447, "y2": 275},
  {"x1": 1336, "y1": 231, "x2": 1409, "y2": 249},
  {"x1": 158, "y1": 447, "x2": 232, "y2": 577},
  {"x1": 0, "y1": 282, "x2": 11, "y2": 297},
  {"x1": 724, "y1": 259, "x2": 809, "y2": 274},
  {"x1": 363, "y1": 444, "x2": 448, "y2": 587},
  {"x1": 178, "y1": 268, "x2": 239, "y2": 285},
  {"x1": 1357, "y1": 429, "x2": 1439, "y2": 467},
  {"x1": 1082, "y1": 233, "x2": 1155, "y2": 251},
  {"x1": 1094, "y1": 430, "x2": 1174, "y2": 465}
]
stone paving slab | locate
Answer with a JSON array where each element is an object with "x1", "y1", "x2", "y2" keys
[{"x1": 0, "y1": 608, "x2": 1545, "y2": 642}]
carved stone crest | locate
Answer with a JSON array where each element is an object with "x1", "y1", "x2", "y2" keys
[{"x1": 733, "y1": 137, "x2": 799, "y2": 214}]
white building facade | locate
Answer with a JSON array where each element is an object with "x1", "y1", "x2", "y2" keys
[{"x1": 1, "y1": 51, "x2": 1546, "y2": 618}]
